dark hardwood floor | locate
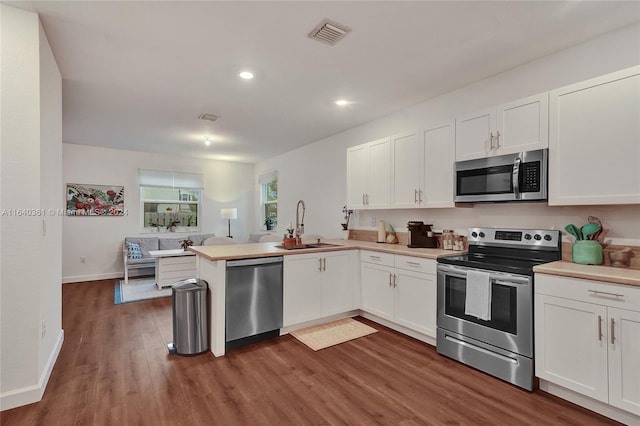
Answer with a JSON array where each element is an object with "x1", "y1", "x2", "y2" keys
[{"x1": 1, "y1": 279, "x2": 620, "y2": 425}]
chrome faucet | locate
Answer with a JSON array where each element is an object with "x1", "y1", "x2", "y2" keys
[{"x1": 295, "y1": 200, "x2": 305, "y2": 241}]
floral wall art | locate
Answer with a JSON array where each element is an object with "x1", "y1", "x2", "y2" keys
[{"x1": 66, "y1": 183, "x2": 125, "y2": 216}]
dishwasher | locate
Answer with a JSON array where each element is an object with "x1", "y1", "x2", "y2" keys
[{"x1": 225, "y1": 256, "x2": 283, "y2": 350}]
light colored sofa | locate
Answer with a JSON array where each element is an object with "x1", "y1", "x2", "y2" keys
[{"x1": 123, "y1": 234, "x2": 215, "y2": 283}]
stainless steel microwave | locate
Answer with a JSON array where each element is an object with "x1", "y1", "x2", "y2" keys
[{"x1": 454, "y1": 149, "x2": 548, "y2": 203}]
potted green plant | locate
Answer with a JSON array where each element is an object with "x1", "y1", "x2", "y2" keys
[
  {"x1": 167, "y1": 220, "x2": 180, "y2": 232},
  {"x1": 264, "y1": 217, "x2": 275, "y2": 230}
]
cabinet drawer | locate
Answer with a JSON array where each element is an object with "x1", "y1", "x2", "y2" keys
[
  {"x1": 394, "y1": 255, "x2": 436, "y2": 274},
  {"x1": 536, "y1": 274, "x2": 640, "y2": 311},
  {"x1": 360, "y1": 250, "x2": 394, "y2": 267}
]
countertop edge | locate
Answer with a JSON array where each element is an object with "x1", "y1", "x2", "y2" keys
[
  {"x1": 534, "y1": 261, "x2": 640, "y2": 287},
  {"x1": 188, "y1": 239, "x2": 462, "y2": 262}
]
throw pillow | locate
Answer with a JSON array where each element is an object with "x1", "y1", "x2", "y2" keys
[{"x1": 126, "y1": 242, "x2": 143, "y2": 260}]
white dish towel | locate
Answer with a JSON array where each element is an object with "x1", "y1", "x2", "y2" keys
[{"x1": 464, "y1": 270, "x2": 492, "y2": 321}]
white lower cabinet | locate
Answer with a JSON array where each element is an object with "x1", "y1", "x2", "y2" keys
[
  {"x1": 283, "y1": 251, "x2": 354, "y2": 327},
  {"x1": 535, "y1": 274, "x2": 640, "y2": 416},
  {"x1": 360, "y1": 251, "x2": 436, "y2": 337}
]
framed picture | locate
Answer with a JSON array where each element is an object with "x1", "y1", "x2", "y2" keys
[{"x1": 66, "y1": 183, "x2": 125, "y2": 216}]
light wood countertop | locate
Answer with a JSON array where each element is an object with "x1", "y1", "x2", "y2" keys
[
  {"x1": 534, "y1": 261, "x2": 640, "y2": 287},
  {"x1": 188, "y1": 239, "x2": 462, "y2": 261}
]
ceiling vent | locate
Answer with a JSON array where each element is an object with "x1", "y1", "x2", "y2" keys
[
  {"x1": 308, "y1": 19, "x2": 351, "y2": 46},
  {"x1": 198, "y1": 113, "x2": 219, "y2": 122}
]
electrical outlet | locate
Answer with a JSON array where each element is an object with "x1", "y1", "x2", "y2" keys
[
  {"x1": 41, "y1": 320, "x2": 46, "y2": 339},
  {"x1": 80, "y1": 256, "x2": 86, "y2": 264}
]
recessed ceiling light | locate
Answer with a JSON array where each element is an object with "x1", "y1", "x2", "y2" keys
[
  {"x1": 239, "y1": 71, "x2": 254, "y2": 80},
  {"x1": 204, "y1": 137, "x2": 211, "y2": 146},
  {"x1": 335, "y1": 99, "x2": 349, "y2": 106}
]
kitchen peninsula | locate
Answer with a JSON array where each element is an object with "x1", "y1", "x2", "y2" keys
[{"x1": 189, "y1": 239, "x2": 456, "y2": 356}]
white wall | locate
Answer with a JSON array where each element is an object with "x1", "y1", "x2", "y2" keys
[
  {"x1": 62, "y1": 144, "x2": 255, "y2": 282},
  {"x1": 256, "y1": 23, "x2": 640, "y2": 242},
  {"x1": 1, "y1": 4, "x2": 63, "y2": 410}
]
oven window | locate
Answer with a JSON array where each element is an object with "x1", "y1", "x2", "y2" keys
[
  {"x1": 457, "y1": 164, "x2": 513, "y2": 196},
  {"x1": 444, "y1": 276, "x2": 517, "y2": 334}
]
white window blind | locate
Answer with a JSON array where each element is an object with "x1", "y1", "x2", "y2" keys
[
  {"x1": 139, "y1": 169, "x2": 204, "y2": 189},
  {"x1": 258, "y1": 170, "x2": 278, "y2": 185}
]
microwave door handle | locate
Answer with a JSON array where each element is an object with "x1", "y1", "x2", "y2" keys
[{"x1": 513, "y1": 156, "x2": 522, "y2": 200}]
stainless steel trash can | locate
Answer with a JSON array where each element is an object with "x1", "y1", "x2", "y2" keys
[{"x1": 168, "y1": 278, "x2": 208, "y2": 355}]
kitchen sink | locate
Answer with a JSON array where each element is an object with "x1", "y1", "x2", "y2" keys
[{"x1": 275, "y1": 242, "x2": 340, "y2": 250}]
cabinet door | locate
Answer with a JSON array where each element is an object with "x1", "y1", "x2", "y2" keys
[
  {"x1": 394, "y1": 269, "x2": 436, "y2": 337},
  {"x1": 391, "y1": 130, "x2": 421, "y2": 208},
  {"x1": 361, "y1": 262, "x2": 394, "y2": 320},
  {"x1": 367, "y1": 137, "x2": 391, "y2": 208},
  {"x1": 549, "y1": 66, "x2": 640, "y2": 205},
  {"x1": 534, "y1": 294, "x2": 609, "y2": 402},
  {"x1": 321, "y1": 252, "x2": 355, "y2": 317},
  {"x1": 422, "y1": 122, "x2": 455, "y2": 207},
  {"x1": 496, "y1": 92, "x2": 548, "y2": 155},
  {"x1": 283, "y1": 255, "x2": 322, "y2": 326},
  {"x1": 346, "y1": 144, "x2": 368, "y2": 209},
  {"x1": 608, "y1": 307, "x2": 640, "y2": 415},
  {"x1": 455, "y1": 108, "x2": 495, "y2": 161}
]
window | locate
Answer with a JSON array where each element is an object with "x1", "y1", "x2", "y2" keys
[
  {"x1": 139, "y1": 169, "x2": 204, "y2": 232},
  {"x1": 260, "y1": 172, "x2": 277, "y2": 229}
]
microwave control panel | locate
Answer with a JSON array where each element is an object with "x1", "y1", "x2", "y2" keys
[{"x1": 520, "y1": 161, "x2": 541, "y2": 193}]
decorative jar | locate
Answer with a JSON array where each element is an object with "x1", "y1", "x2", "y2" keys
[{"x1": 572, "y1": 240, "x2": 603, "y2": 265}]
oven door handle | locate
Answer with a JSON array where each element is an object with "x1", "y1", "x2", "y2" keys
[{"x1": 438, "y1": 264, "x2": 530, "y2": 285}]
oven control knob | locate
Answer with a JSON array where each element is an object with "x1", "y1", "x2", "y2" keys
[
  {"x1": 524, "y1": 233, "x2": 532, "y2": 240},
  {"x1": 471, "y1": 231, "x2": 478, "y2": 238},
  {"x1": 478, "y1": 232, "x2": 485, "y2": 238},
  {"x1": 534, "y1": 234, "x2": 542, "y2": 240},
  {"x1": 544, "y1": 234, "x2": 553, "y2": 241}
]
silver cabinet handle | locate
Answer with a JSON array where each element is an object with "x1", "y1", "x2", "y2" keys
[
  {"x1": 393, "y1": 274, "x2": 398, "y2": 288},
  {"x1": 323, "y1": 257, "x2": 327, "y2": 272},
  {"x1": 388, "y1": 273, "x2": 393, "y2": 287},
  {"x1": 369, "y1": 255, "x2": 381, "y2": 260},
  {"x1": 489, "y1": 132, "x2": 495, "y2": 150},
  {"x1": 414, "y1": 189, "x2": 418, "y2": 203},
  {"x1": 610, "y1": 318, "x2": 615, "y2": 344},
  {"x1": 598, "y1": 315, "x2": 603, "y2": 341},
  {"x1": 318, "y1": 258, "x2": 323, "y2": 271},
  {"x1": 588, "y1": 290, "x2": 624, "y2": 298},
  {"x1": 362, "y1": 193, "x2": 366, "y2": 205},
  {"x1": 419, "y1": 189, "x2": 423, "y2": 203},
  {"x1": 406, "y1": 261, "x2": 421, "y2": 267},
  {"x1": 496, "y1": 130, "x2": 501, "y2": 148}
]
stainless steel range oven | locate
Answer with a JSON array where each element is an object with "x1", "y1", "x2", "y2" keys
[{"x1": 436, "y1": 227, "x2": 561, "y2": 390}]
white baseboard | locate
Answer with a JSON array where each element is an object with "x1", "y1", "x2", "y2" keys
[
  {"x1": 0, "y1": 329, "x2": 64, "y2": 411},
  {"x1": 62, "y1": 271, "x2": 123, "y2": 284},
  {"x1": 539, "y1": 380, "x2": 640, "y2": 424}
]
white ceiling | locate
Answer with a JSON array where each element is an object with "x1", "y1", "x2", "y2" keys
[{"x1": 8, "y1": 1, "x2": 640, "y2": 163}]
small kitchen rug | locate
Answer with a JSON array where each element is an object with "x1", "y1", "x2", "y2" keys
[
  {"x1": 290, "y1": 318, "x2": 378, "y2": 351},
  {"x1": 114, "y1": 278, "x2": 171, "y2": 304}
]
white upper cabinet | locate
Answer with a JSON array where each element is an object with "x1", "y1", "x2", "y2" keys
[
  {"x1": 421, "y1": 122, "x2": 455, "y2": 208},
  {"x1": 391, "y1": 124, "x2": 455, "y2": 209},
  {"x1": 346, "y1": 137, "x2": 391, "y2": 209},
  {"x1": 455, "y1": 93, "x2": 549, "y2": 161},
  {"x1": 391, "y1": 130, "x2": 421, "y2": 208},
  {"x1": 548, "y1": 66, "x2": 640, "y2": 205},
  {"x1": 367, "y1": 137, "x2": 392, "y2": 209},
  {"x1": 346, "y1": 144, "x2": 369, "y2": 209},
  {"x1": 455, "y1": 108, "x2": 495, "y2": 161}
]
